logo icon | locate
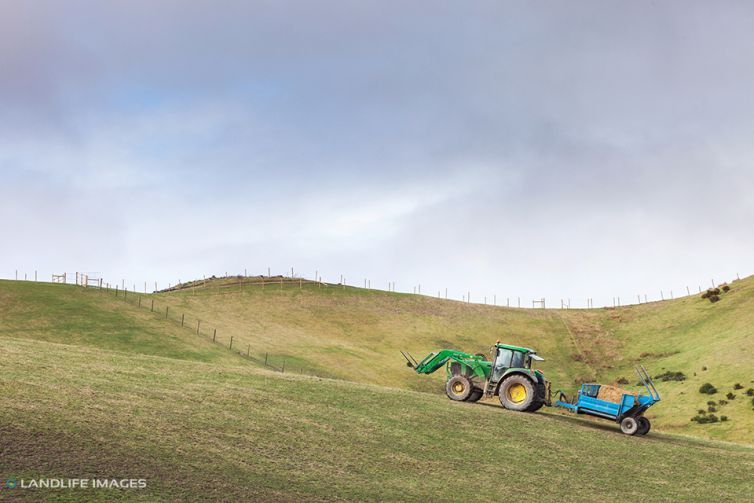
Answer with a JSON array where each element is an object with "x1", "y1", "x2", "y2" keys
[{"x1": 5, "y1": 478, "x2": 18, "y2": 489}]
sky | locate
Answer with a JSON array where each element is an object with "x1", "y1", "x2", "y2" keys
[{"x1": 1, "y1": 0, "x2": 753, "y2": 307}]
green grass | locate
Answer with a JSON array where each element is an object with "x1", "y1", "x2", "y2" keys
[
  {"x1": 2, "y1": 336, "x2": 753, "y2": 502},
  {"x1": 0, "y1": 280, "x2": 243, "y2": 365},
  {"x1": 148, "y1": 275, "x2": 754, "y2": 444}
]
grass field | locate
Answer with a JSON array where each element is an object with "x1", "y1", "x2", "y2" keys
[
  {"x1": 146, "y1": 275, "x2": 754, "y2": 444},
  {"x1": 2, "y1": 336, "x2": 753, "y2": 502},
  {"x1": 2, "y1": 276, "x2": 754, "y2": 501}
]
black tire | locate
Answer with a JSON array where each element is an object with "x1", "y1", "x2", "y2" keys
[
  {"x1": 527, "y1": 401, "x2": 544, "y2": 412},
  {"x1": 498, "y1": 375, "x2": 536, "y2": 411},
  {"x1": 636, "y1": 416, "x2": 651, "y2": 435},
  {"x1": 620, "y1": 416, "x2": 640, "y2": 435},
  {"x1": 467, "y1": 389, "x2": 484, "y2": 402},
  {"x1": 446, "y1": 376, "x2": 473, "y2": 401}
]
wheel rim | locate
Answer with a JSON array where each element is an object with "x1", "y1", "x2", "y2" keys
[
  {"x1": 452, "y1": 382, "x2": 465, "y2": 395},
  {"x1": 508, "y1": 383, "x2": 527, "y2": 403}
]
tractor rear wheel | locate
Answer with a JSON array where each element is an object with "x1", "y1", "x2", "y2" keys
[
  {"x1": 636, "y1": 416, "x2": 651, "y2": 435},
  {"x1": 467, "y1": 389, "x2": 484, "y2": 402},
  {"x1": 498, "y1": 375, "x2": 536, "y2": 411},
  {"x1": 526, "y1": 401, "x2": 544, "y2": 412},
  {"x1": 446, "y1": 376, "x2": 473, "y2": 401},
  {"x1": 620, "y1": 416, "x2": 640, "y2": 435}
]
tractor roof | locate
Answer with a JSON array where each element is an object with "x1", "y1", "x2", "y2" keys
[{"x1": 495, "y1": 342, "x2": 537, "y2": 354}]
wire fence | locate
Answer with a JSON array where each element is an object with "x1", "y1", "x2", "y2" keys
[{"x1": 2, "y1": 267, "x2": 746, "y2": 312}]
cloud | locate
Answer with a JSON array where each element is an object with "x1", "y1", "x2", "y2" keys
[{"x1": 0, "y1": 1, "x2": 753, "y2": 305}]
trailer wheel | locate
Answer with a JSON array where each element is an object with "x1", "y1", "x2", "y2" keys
[
  {"x1": 636, "y1": 417, "x2": 651, "y2": 435},
  {"x1": 446, "y1": 376, "x2": 473, "y2": 401},
  {"x1": 467, "y1": 389, "x2": 483, "y2": 402},
  {"x1": 499, "y1": 375, "x2": 536, "y2": 411},
  {"x1": 620, "y1": 416, "x2": 640, "y2": 435}
]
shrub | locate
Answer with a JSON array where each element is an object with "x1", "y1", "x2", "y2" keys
[
  {"x1": 698, "y1": 409, "x2": 706, "y2": 415},
  {"x1": 691, "y1": 414, "x2": 719, "y2": 424},
  {"x1": 702, "y1": 366, "x2": 708, "y2": 371},
  {"x1": 718, "y1": 399, "x2": 728, "y2": 406},
  {"x1": 746, "y1": 388, "x2": 754, "y2": 396},
  {"x1": 709, "y1": 294, "x2": 721, "y2": 303},
  {"x1": 616, "y1": 377, "x2": 629, "y2": 385},
  {"x1": 726, "y1": 392, "x2": 736, "y2": 400},
  {"x1": 751, "y1": 397, "x2": 754, "y2": 407},
  {"x1": 699, "y1": 383, "x2": 717, "y2": 394},
  {"x1": 707, "y1": 400, "x2": 717, "y2": 406},
  {"x1": 654, "y1": 371, "x2": 686, "y2": 382},
  {"x1": 721, "y1": 416, "x2": 728, "y2": 422},
  {"x1": 734, "y1": 383, "x2": 743, "y2": 390},
  {"x1": 721, "y1": 284, "x2": 731, "y2": 292},
  {"x1": 701, "y1": 291, "x2": 709, "y2": 299},
  {"x1": 708, "y1": 406, "x2": 717, "y2": 413}
]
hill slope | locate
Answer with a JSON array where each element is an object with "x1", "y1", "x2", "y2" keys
[
  {"x1": 1, "y1": 276, "x2": 752, "y2": 446},
  {"x1": 2, "y1": 336, "x2": 753, "y2": 502},
  {"x1": 150, "y1": 275, "x2": 754, "y2": 444}
]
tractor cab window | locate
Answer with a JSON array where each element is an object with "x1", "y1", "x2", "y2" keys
[
  {"x1": 510, "y1": 351, "x2": 525, "y2": 369},
  {"x1": 492, "y1": 348, "x2": 513, "y2": 382},
  {"x1": 495, "y1": 348, "x2": 513, "y2": 368}
]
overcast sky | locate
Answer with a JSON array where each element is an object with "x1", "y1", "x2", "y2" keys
[{"x1": 1, "y1": 1, "x2": 752, "y2": 307}]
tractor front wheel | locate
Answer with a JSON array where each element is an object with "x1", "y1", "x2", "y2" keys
[
  {"x1": 620, "y1": 416, "x2": 640, "y2": 435},
  {"x1": 498, "y1": 375, "x2": 536, "y2": 411},
  {"x1": 446, "y1": 376, "x2": 473, "y2": 401}
]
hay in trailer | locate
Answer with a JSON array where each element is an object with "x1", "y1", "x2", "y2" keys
[{"x1": 596, "y1": 385, "x2": 637, "y2": 404}]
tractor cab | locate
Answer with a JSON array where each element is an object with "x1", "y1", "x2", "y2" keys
[{"x1": 490, "y1": 342, "x2": 543, "y2": 383}]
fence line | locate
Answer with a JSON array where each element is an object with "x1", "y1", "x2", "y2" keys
[{"x1": 1, "y1": 268, "x2": 748, "y2": 312}]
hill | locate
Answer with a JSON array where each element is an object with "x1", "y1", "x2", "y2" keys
[
  {"x1": 2, "y1": 276, "x2": 752, "y2": 445},
  {"x1": 147, "y1": 274, "x2": 754, "y2": 444},
  {"x1": 2, "y1": 335, "x2": 753, "y2": 502}
]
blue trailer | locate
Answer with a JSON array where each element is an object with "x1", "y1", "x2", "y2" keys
[{"x1": 553, "y1": 365, "x2": 661, "y2": 435}]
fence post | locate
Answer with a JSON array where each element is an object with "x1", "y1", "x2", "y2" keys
[
  {"x1": 229, "y1": 336, "x2": 233, "y2": 350},
  {"x1": 197, "y1": 320, "x2": 201, "y2": 334},
  {"x1": 151, "y1": 299, "x2": 154, "y2": 312},
  {"x1": 247, "y1": 344, "x2": 250, "y2": 356},
  {"x1": 165, "y1": 306, "x2": 169, "y2": 319},
  {"x1": 181, "y1": 314, "x2": 185, "y2": 326},
  {"x1": 265, "y1": 353, "x2": 268, "y2": 366},
  {"x1": 35, "y1": 270, "x2": 37, "y2": 281},
  {"x1": 213, "y1": 328, "x2": 216, "y2": 341},
  {"x1": 115, "y1": 285, "x2": 119, "y2": 296},
  {"x1": 138, "y1": 297, "x2": 141, "y2": 308},
  {"x1": 282, "y1": 360, "x2": 286, "y2": 373}
]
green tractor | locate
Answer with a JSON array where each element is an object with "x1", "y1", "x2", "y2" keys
[{"x1": 402, "y1": 341, "x2": 551, "y2": 412}]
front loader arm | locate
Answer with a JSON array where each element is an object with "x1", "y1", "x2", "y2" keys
[{"x1": 405, "y1": 349, "x2": 477, "y2": 375}]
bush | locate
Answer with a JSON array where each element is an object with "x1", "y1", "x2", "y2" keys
[
  {"x1": 746, "y1": 388, "x2": 754, "y2": 396},
  {"x1": 699, "y1": 383, "x2": 717, "y2": 394},
  {"x1": 616, "y1": 377, "x2": 629, "y2": 385},
  {"x1": 707, "y1": 400, "x2": 717, "y2": 406},
  {"x1": 734, "y1": 383, "x2": 743, "y2": 390},
  {"x1": 718, "y1": 399, "x2": 728, "y2": 406},
  {"x1": 726, "y1": 392, "x2": 736, "y2": 400},
  {"x1": 708, "y1": 406, "x2": 717, "y2": 413},
  {"x1": 697, "y1": 409, "x2": 706, "y2": 415},
  {"x1": 751, "y1": 397, "x2": 754, "y2": 407},
  {"x1": 702, "y1": 366, "x2": 708, "y2": 371},
  {"x1": 721, "y1": 284, "x2": 731, "y2": 292},
  {"x1": 709, "y1": 294, "x2": 721, "y2": 303},
  {"x1": 654, "y1": 371, "x2": 687, "y2": 382},
  {"x1": 721, "y1": 416, "x2": 728, "y2": 422},
  {"x1": 691, "y1": 414, "x2": 719, "y2": 424}
]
